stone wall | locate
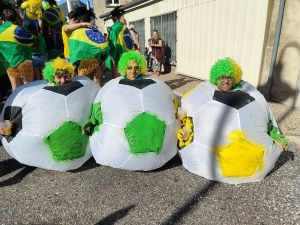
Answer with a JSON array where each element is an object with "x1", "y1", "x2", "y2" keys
[{"x1": 260, "y1": 0, "x2": 300, "y2": 108}]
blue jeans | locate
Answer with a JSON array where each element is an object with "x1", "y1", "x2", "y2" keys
[{"x1": 32, "y1": 54, "x2": 47, "y2": 69}]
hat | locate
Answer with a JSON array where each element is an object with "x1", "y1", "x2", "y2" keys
[{"x1": 129, "y1": 24, "x2": 134, "y2": 29}]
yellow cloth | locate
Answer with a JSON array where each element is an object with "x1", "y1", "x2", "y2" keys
[
  {"x1": 21, "y1": 2, "x2": 42, "y2": 20},
  {"x1": 62, "y1": 25, "x2": 72, "y2": 59}
]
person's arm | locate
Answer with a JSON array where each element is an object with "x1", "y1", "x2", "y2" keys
[
  {"x1": 64, "y1": 22, "x2": 92, "y2": 32},
  {"x1": 130, "y1": 30, "x2": 140, "y2": 51},
  {"x1": 39, "y1": 19, "x2": 43, "y2": 35}
]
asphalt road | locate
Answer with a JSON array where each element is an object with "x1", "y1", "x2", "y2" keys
[
  {"x1": 0, "y1": 142, "x2": 299, "y2": 225},
  {"x1": 0, "y1": 74, "x2": 299, "y2": 224}
]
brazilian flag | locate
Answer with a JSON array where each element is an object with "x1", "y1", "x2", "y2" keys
[
  {"x1": 108, "y1": 21, "x2": 134, "y2": 66},
  {"x1": 0, "y1": 21, "x2": 34, "y2": 68},
  {"x1": 42, "y1": 6, "x2": 65, "y2": 30},
  {"x1": 69, "y1": 28, "x2": 110, "y2": 64}
]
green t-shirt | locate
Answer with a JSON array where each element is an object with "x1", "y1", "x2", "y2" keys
[
  {"x1": 32, "y1": 35, "x2": 47, "y2": 55},
  {"x1": 0, "y1": 61, "x2": 7, "y2": 76}
]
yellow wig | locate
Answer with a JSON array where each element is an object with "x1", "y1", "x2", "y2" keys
[
  {"x1": 78, "y1": 57, "x2": 100, "y2": 76},
  {"x1": 43, "y1": 57, "x2": 75, "y2": 83}
]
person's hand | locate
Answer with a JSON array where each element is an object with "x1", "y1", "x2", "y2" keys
[
  {"x1": 274, "y1": 140, "x2": 288, "y2": 151},
  {"x1": 0, "y1": 121, "x2": 13, "y2": 135},
  {"x1": 82, "y1": 121, "x2": 96, "y2": 136},
  {"x1": 82, "y1": 23, "x2": 92, "y2": 28},
  {"x1": 0, "y1": 126, "x2": 4, "y2": 135},
  {"x1": 179, "y1": 114, "x2": 187, "y2": 126},
  {"x1": 178, "y1": 128, "x2": 194, "y2": 149}
]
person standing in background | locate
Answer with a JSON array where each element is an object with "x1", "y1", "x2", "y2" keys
[
  {"x1": 27, "y1": 24, "x2": 47, "y2": 80},
  {"x1": 129, "y1": 24, "x2": 140, "y2": 53},
  {"x1": 151, "y1": 29, "x2": 163, "y2": 76},
  {"x1": 144, "y1": 38, "x2": 153, "y2": 71},
  {"x1": 108, "y1": 7, "x2": 134, "y2": 79},
  {"x1": 0, "y1": 5, "x2": 35, "y2": 90}
]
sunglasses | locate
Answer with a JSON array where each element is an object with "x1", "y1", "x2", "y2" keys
[
  {"x1": 127, "y1": 66, "x2": 140, "y2": 70},
  {"x1": 218, "y1": 76, "x2": 233, "y2": 81},
  {"x1": 55, "y1": 69, "x2": 70, "y2": 76}
]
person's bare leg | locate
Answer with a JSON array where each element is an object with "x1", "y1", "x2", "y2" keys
[
  {"x1": 110, "y1": 60, "x2": 118, "y2": 79},
  {"x1": 7, "y1": 71, "x2": 21, "y2": 91},
  {"x1": 39, "y1": 68, "x2": 44, "y2": 80},
  {"x1": 112, "y1": 66, "x2": 118, "y2": 79},
  {"x1": 34, "y1": 68, "x2": 42, "y2": 80}
]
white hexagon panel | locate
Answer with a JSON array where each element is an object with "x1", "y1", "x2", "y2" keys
[
  {"x1": 179, "y1": 81, "x2": 282, "y2": 184},
  {"x1": 0, "y1": 77, "x2": 99, "y2": 171},
  {"x1": 89, "y1": 77, "x2": 181, "y2": 171}
]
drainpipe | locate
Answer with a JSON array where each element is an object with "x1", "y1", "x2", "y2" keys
[{"x1": 265, "y1": 0, "x2": 286, "y2": 101}]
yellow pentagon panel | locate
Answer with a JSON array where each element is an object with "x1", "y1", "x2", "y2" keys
[{"x1": 216, "y1": 130, "x2": 265, "y2": 177}]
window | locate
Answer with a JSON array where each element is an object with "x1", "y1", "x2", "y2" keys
[{"x1": 106, "y1": 0, "x2": 119, "y2": 6}]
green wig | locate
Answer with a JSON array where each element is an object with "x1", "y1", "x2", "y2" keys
[
  {"x1": 118, "y1": 51, "x2": 147, "y2": 77},
  {"x1": 209, "y1": 57, "x2": 243, "y2": 85},
  {"x1": 43, "y1": 57, "x2": 75, "y2": 83}
]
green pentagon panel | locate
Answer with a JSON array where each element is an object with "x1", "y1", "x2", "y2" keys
[
  {"x1": 90, "y1": 102, "x2": 103, "y2": 135},
  {"x1": 44, "y1": 121, "x2": 89, "y2": 162},
  {"x1": 124, "y1": 112, "x2": 166, "y2": 155}
]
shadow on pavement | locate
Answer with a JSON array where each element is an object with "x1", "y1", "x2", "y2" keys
[
  {"x1": 0, "y1": 165, "x2": 36, "y2": 187},
  {"x1": 147, "y1": 154, "x2": 182, "y2": 173},
  {"x1": 69, "y1": 157, "x2": 100, "y2": 173},
  {"x1": 162, "y1": 181, "x2": 217, "y2": 225},
  {"x1": 0, "y1": 158, "x2": 24, "y2": 177},
  {"x1": 165, "y1": 78, "x2": 199, "y2": 90},
  {"x1": 95, "y1": 205, "x2": 135, "y2": 225},
  {"x1": 266, "y1": 150, "x2": 295, "y2": 177}
]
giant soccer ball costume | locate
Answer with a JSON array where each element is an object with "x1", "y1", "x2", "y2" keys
[
  {"x1": 178, "y1": 58, "x2": 285, "y2": 184},
  {"x1": 0, "y1": 77, "x2": 99, "y2": 171},
  {"x1": 89, "y1": 77, "x2": 181, "y2": 171}
]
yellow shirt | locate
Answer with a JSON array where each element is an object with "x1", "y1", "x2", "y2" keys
[
  {"x1": 20, "y1": 2, "x2": 42, "y2": 20},
  {"x1": 62, "y1": 24, "x2": 72, "y2": 58}
]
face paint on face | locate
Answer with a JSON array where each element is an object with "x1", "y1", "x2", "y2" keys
[
  {"x1": 126, "y1": 61, "x2": 140, "y2": 80},
  {"x1": 54, "y1": 69, "x2": 71, "y2": 85}
]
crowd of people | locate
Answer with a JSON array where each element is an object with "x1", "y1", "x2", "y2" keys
[
  {"x1": 0, "y1": 0, "x2": 165, "y2": 102},
  {"x1": 0, "y1": 0, "x2": 289, "y2": 182}
]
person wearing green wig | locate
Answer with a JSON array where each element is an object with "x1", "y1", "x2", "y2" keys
[
  {"x1": 209, "y1": 57, "x2": 243, "y2": 93},
  {"x1": 118, "y1": 51, "x2": 147, "y2": 81},
  {"x1": 42, "y1": 57, "x2": 75, "y2": 86},
  {"x1": 178, "y1": 57, "x2": 288, "y2": 151}
]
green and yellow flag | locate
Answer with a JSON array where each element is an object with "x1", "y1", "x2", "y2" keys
[
  {"x1": 69, "y1": 28, "x2": 110, "y2": 63},
  {"x1": 42, "y1": 6, "x2": 65, "y2": 30},
  {"x1": 108, "y1": 21, "x2": 134, "y2": 66},
  {"x1": 0, "y1": 21, "x2": 34, "y2": 68}
]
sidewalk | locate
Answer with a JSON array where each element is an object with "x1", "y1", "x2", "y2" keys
[{"x1": 122, "y1": 70, "x2": 300, "y2": 145}]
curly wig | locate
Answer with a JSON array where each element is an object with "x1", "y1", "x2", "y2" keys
[
  {"x1": 209, "y1": 57, "x2": 242, "y2": 85},
  {"x1": 118, "y1": 51, "x2": 147, "y2": 77},
  {"x1": 78, "y1": 57, "x2": 99, "y2": 76},
  {"x1": 43, "y1": 57, "x2": 75, "y2": 83}
]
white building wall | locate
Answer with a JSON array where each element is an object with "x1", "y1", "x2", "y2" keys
[{"x1": 103, "y1": 0, "x2": 270, "y2": 87}]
